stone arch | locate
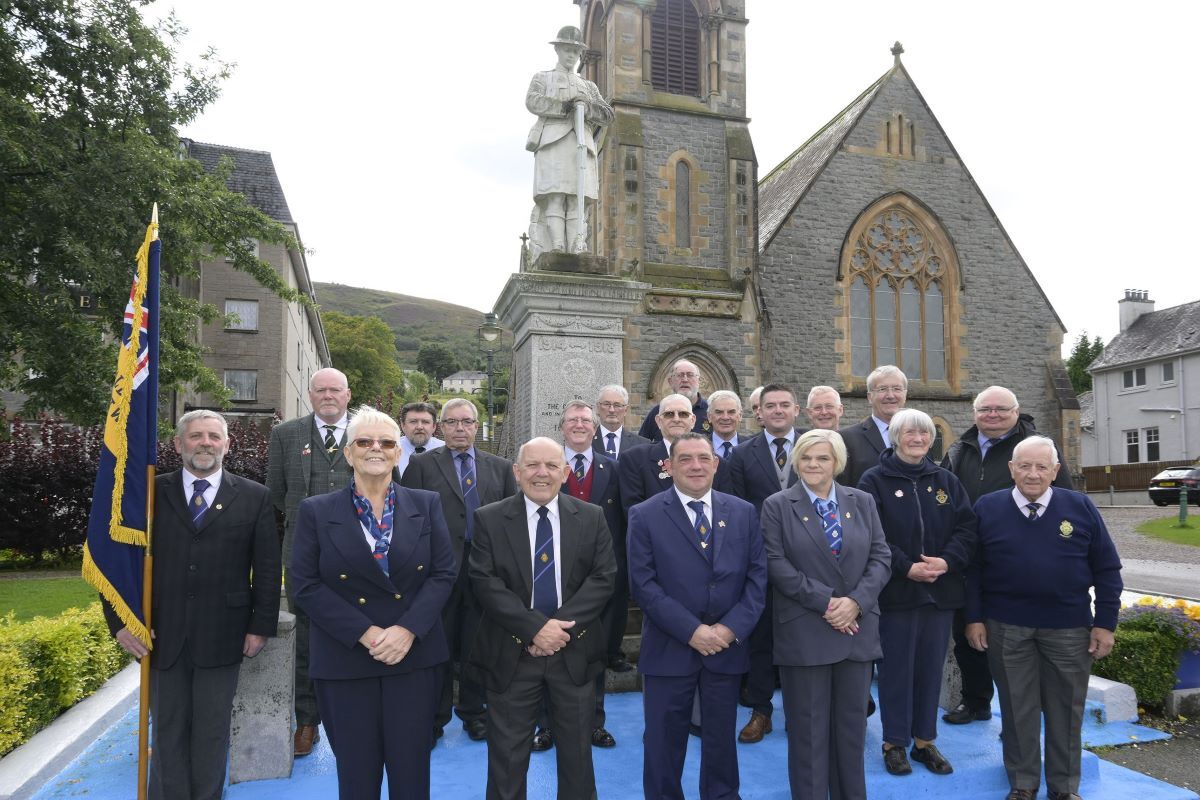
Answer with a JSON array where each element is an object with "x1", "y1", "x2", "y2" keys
[{"x1": 644, "y1": 341, "x2": 740, "y2": 403}]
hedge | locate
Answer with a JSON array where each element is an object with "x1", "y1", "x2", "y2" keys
[
  {"x1": 0, "y1": 603, "x2": 131, "y2": 756},
  {"x1": 1091, "y1": 628, "x2": 1180, "y2": 710}
]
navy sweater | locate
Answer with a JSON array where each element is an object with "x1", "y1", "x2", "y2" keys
[
  {"x1": 858, "y1": 450, "x2": 977, "y2": 612},
  {"x1": 966, "y1": 489, "x2": 1122, "y2": 631}
]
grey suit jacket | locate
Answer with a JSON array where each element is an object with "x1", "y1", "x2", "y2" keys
[
  {"x1": 839, "y1": 416, "x2": 888, "y2": 488},
  {"x1": 760, "y1": 482, "x2": 891, "y2": 666},
  {"x1": 400, "y1": 446, "x2": 518, "y2": 568}
]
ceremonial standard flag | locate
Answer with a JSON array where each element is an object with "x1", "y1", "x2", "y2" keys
[{"x1": 81, "y1": 219, "x2": 161, "y2": 647}]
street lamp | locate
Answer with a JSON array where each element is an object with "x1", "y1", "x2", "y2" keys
[{"x1": 477, "y1": 312, "x2": 502, "y2": 441}]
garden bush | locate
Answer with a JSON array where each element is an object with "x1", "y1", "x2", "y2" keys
[
  {"x1": 0, "y1": 603, "x2": 131, "y2": 756},
  {"x1": 1092, "y1": 628, "x2": 1182, "y2": 710}
]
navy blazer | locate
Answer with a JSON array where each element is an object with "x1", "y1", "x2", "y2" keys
[
  {"x1": 591, "y1": 427, "x2": 649, "y2": 461},
  {"x1": 628, "y1": 489, "x2": 767, "y2": 676},
  {"x1": 729, "y1": 428, "x2": 805, "y2": 512},
  {"x1": 619, "y1": 441, "x2": 729, "y2": 513},
  {"x1": 290, "y1": 485, "x2": 457, "y2": 680},
  {"x1": 562, "y1": 451, "x2": 624, "y2": 555},
  {"x1": 760, "y1": 483, "x2": 891, "y2": 667},
  {"x1": 839, "y1": 416, "x2": 888, "y2": 488}
]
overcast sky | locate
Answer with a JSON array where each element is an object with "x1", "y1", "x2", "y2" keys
[{"x1": 146, "y1": 1, "x2": 1198, "y2": 353}]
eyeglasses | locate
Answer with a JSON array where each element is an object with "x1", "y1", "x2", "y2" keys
[
  {"x1": 975, "y1": 406, "x2": 1016, "y2": 415},
  {"x1": 808, "y1": 404, "x2": 840, "y2": 413},
  {"x1": 441, "y1": 418, "x2": 477, "y2": 428},
  {"x1": 659, "y1": 410, "x2": 693, "y2": 419},
  {"x1": 672, "y1": 372, "x2": 699, "y2": 379},
  {"x1": 353, "y1": 437, "x2": 398, "y2": 450},
  {"x1": 597, "y1": 402, "x2": 627, "y2": 410},
  {"x1": 869, "y1": 385, "x2": 906, "y2": 395},
  {"x1": 563, "y1": 416, "x2": 593, "y2": 426}
]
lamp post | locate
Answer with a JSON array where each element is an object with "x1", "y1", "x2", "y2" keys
[{"x1": 477, "y1": 312, "x2": 502, "y2": 441}]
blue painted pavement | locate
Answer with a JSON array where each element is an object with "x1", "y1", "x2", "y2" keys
[{"x1": 32, "y1": 688, "x2": 1197, "y2": 799}]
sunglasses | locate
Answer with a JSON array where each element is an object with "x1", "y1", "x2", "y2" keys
[
  {"x1": 352, "y1": 437, "x2": 399, "y2": 450},
  {"x1": 659, "y1": 410, "x2": 693, "y2": 419}
]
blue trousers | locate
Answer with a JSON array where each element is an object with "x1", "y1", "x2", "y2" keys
[
  {"x1": 878, "y1": 604, "x2": 953, "y2": 748},
  {"x1": 643, "y1": 670, "x2": 742, "y2": 800}
]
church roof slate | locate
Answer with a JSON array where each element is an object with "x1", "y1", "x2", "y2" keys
[
  {"x1": 184, "y1": 140, "x2": 294, "y2": 223},
  {"x1": 1089, "y1": 299, "x2": 1200, "y2": 372},
  {"x1": 757, "y1": 74, "x2": 886, "y2": 249}
]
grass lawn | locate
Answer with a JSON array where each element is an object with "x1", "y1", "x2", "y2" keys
[
  {"x1": 1137, "y1": 515, "x2": 1200, "y2": 547},
  {"x1": 0, "y1": 574, "x2": 97, "y2": 622}
]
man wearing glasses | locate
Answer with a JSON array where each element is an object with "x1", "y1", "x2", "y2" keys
[
  {"x1": 940, "y1": 386, "x2": 1074, "y2": 727},
  {"x1": 804, "y1": 385, "x2": 845, "y2": 431},
  {"x1": 591, "y1": 384, "x2": 649, "y2": 461},
  {"x1": 840, "y1": 365, "x2": 909, "y2": 487},
  {"x1": 401, "y1": 397, "x2": 518, "y2": 743},
  {"x1": 637, "y1": 359, "x2": 711, "y2": 442}
]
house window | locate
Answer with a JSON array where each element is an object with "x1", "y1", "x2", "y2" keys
[
  {"x1": 845, "y1": 202, "x2": 951, "y2": 382},
  {"x1": 223, "y1": 299, "x2": 258, "y2": 331},
  {"x1": 224, "y1": 370, "x2": 258, "y2": 402},
  {"x1": 1125, "y1": 430, "x2": 1139, "y2": 463},
  {"x1": 650, "y1": 0, "x2": 701, "y2": 96},
  {"x1": 1162, "y1": 362, "x2": 1175, "y2": 383},
  {"x1": 675, "y1": 161, "x2": 691, "y2": 248},
  {"x1": 1122, "y1": 367, "x2": 1146, "y2": 389},
  {"x1": 1145, "y1": 427, "x2": 1160, "y2": 462}
]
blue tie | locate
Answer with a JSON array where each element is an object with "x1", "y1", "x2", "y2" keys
[
  {"x1": 605, "y1": 432, "x2": 617, "y2": 458},
  {"x1": 190, "y1": 478, "x2": 210, "y2": 526},
  {"x1": 574, "y1": 453, "x2": 587, "y2": 481},
  {"x1": 533, "y1": 507, "x2": 557, "y2": 616},
  {"x1": 458, "y1": 452, "x2": 479, "y2": 541},
  {"x1": 815, "y1": 497, "x2": 843, "y2": 557},
  {"x1": 721, "y1": 441, "x2": 732, "y2": 460},
  {"x1": 687, "y1": 500, "x2": 713, "y2": 561}
]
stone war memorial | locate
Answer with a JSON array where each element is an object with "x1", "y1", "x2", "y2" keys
[{"x1": 498, "y1": 0, "x2": 1080, "y2": 473}]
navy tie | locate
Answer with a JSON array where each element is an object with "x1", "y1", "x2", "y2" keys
[
  {"x1": 605, "y1": 432, "x2": 617, "y2": 458},
  {"x1": 1026, "y1": 502, "x2": 1040, "y2": 520},
  {"x1": 721, "y1": 441, "x2": 732, "y2": 460},
  {"x1": 773, "y1": 437, "x2": 788, "y2": 469},
  {"x1": 190, "y1": 479, "x2": 210, "y2": 526},
  {"x1": 533, "y1": 507, "x2": 558, "y2": 616},
  {"x1": 687, "y1": 500, "x2": 713, "y2": 561},
  {"x1": 815, "y1": 497, "x2": 843, "y2": 557},
  {"x1": 458, "y1": 452, "x2": 479, "y2": 541},
  {"x1": 574, "y1": 453, "x2": 586, "y2": 481}
]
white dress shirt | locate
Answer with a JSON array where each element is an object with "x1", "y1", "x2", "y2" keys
[{"x1": 314, "y1": 414, "x2": 349, "y2": 448}]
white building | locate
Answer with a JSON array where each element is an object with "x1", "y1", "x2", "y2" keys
[
  {"x1": 442, "y1": 370, "x2": 487, "y2": 394},
  {"x1": 1084, "y1": 291, "x2": 1199, "y2": 465}
]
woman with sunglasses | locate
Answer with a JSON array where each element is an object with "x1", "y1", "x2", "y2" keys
[{"x1": 291, "y1": 405, "x2": 456, "y2": 799}]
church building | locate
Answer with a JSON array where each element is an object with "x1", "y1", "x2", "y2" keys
[{"x1": 569, "y1": 0, "x2": 1078, "y2": 465}]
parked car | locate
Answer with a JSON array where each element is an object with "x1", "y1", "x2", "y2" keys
[{"x1": 1148, "y1": 467, "x2": 1200, "y2": 506}]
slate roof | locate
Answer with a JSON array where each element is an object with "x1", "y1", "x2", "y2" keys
[
  {"x1": 184, "y1": 140, "x2": 293, "y2": 223},
  {"x1": 758, "y1": 73, "x2": 886, "y2": 249},
  {"x1": 445, "y1": 371, "x2": 487, "y2": 381},
  {"x1": 1089, "y1": 299, "x2": 1200, "y2": 371}
]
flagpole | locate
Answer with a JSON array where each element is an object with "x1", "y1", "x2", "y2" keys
[{"x1": 136, "y1": 203, "x2": 160, "y2": 800}]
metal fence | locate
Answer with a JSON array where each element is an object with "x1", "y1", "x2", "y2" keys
[{"x1": 1081, "y1": 459, "x2": 1196, "y2": 492}]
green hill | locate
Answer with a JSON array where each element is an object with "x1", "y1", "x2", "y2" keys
[{"x1": 313, "y1": 282, "x2": 499, "y2": 372}]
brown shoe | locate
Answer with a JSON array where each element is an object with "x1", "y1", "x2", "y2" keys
[
  {"x1": 294, "y1": 724, "x2": 320, "y2": 757},
  {"x1": 738, "y1": 711, "x2": 773, "y2": 743}
]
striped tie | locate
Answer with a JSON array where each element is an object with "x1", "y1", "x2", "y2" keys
[
  {"x1": 574, "y1": 453, "x2": 586, "y2": 481},
  {"x1": 322, "y1": 425, "x2": 338, "y2": 453},
  {"x1": 458, "y1": 452, "x2": 479, "y2": 541},
  {"x1": 688, "y1": 500, "x2": 713, "y2": 561},
  {"x1": 533, "y1": 507, "x2": 557, "y2": 616},
  {"x1": 190, "y1": 479, "x2": 210, "y2": 526},
  {"x1": 773, "y1": 437, "x2": 788, "y2": 469},
  {"x1": 1026, "y1": 502, "x2": 1040, "y2": 520},
  {"x1": 815, "y1": 497, "x2": 843, "y2": 556}
]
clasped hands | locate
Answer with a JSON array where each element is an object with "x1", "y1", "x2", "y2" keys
[
  {"x1": 360, "y1": 625, "x2": 416, "y2": 665},
  {"x1": 907, "y1": 555, "x2": 948, "y2": 583},
  {"x1": 689, "y1": 623, "x2": 736, "y2": 656},
  {"x1": 528, "y1": 618, "x2": 576, "y2": 657},
  {"x1": 825, "y1": 596, "x2": 861, "y2": 635}
]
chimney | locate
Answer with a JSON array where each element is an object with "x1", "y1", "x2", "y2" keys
[{"x1": 1118, "y1": 289, "x2": 1154, "y2": 332}]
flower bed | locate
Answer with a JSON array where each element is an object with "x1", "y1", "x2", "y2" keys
[{"x1": 1093, "y1": 596, "x2": 1200, "y2": 707}]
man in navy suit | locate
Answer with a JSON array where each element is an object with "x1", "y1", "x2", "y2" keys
[
  {"x1": 637, "y1": 359, "x2": 710, "y2": 442},
  {"x1": 840, "y1": 365, "x2": 908, "y2": 488},
  {"x1": 726, "y1": 382, "x2": 804, "y2": 743},
  {"x1": 629, "y1": 432, "x2": 767, "y2": 800},
  {"x1": 591, "y1": 384, "x2": 649, "y2": 461},
  {"x1": 620, "y1": 393, "x2": 729, "y2": 511}
]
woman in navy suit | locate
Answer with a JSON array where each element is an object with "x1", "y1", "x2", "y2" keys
[
  {"x1": 761, "y1": 429, "x2": 890, "y2": 800},
  {"x1": 291, "y1": 405, "x2": 456, "y2": 800}
]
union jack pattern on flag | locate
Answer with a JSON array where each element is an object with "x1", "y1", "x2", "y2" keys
[{"x1": 82, "y1": 219, "x2": 161, "y2": 648}]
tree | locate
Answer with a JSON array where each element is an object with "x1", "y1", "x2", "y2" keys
[
  {"x1": 1, "y1": 0, "x2": 304, "y2": 423},
  {"x1": 416, "y1": 343, "x2": 459, "y2": 384},
  {"x1": 1066, "y1": 332, "x2": 1105, "y2": 395},
  {"x1": 323, "y1": 312, "x2": 405, "y2": 402}
]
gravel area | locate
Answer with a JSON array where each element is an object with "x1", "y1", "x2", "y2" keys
[{"x1": 1099, "y1": 506, "x2": 1200, "y2": 565}]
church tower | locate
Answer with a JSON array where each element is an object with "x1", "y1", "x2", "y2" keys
[{"x1": 578, "y1": 0, "x2": 761, "y2": 413}]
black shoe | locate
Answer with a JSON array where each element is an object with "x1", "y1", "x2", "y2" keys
[
  {"x1": 883, "y1": 745, "x2": 912, "y2": 776},
  {"x1": 910, "y1": 743, "x2": 953, "y2": 775},
  {"x1": 464, "y1": 719, "x2": 488, "y2": 741},
  {"x1": 942, "y1": 703, "x2": 992, "y2": 724},
  {"x1": 1047, "y1": 792, "x2": 1082, "y2": 800},
  {"x1": 591, "y1": 727, "x2": 616, "y2": 747},
  {"x1": 531, "y1": 728, "x2": 554, "y2": 751},
  {"x1": 688, "y1": 723, "x2": 702, "y2": 737},
  {"x1": 607, "y1": 653, "x2": 633, "y2": 672},
  {"x1": 1005, "y1": 791, "x2": 1037, "y2": 800},
  {"x1": 867, "y1": 695, "x2": 876, "y2": 717}
]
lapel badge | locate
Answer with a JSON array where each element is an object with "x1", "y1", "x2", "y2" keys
[
  {"x1": 926, "y1": 485, "x2": 932, "y2": 492},
  {"x1": 701, "y1": 541, "x2": 709, "y2": 548},
  {"x1": 718, "y1": 520, "x2": 726, "y2": 528},
  {"x1": 215, "y1": 504, "x2": 223, "y2": 511},
  {"x1": 302, "y1": 444, "x2": 311, "y2": 456},
  {"x1": 935, "y1": 489, "x2": 949, "y2": 505},
  {"x1": 844, "y1": 511, "x2": 852, "y2": 519},
  {"x1": 658, "y1": 471, "x2": 669, "y2": 479},
  {"x1": 802, "y1": 516, "x2": 810, "y2": 522},
  {"x1": 702, "y1": 420, "x2": 712, "y2": 432},
  {"x1": 894, "y1": 489, "x2": 904, "y2": 498},
  {"x1": 1059, "y1": 520, "x2": 1074, "y2": 538}
]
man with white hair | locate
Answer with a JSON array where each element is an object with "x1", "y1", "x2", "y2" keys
[
  {"x1": 965, "y1": 436, "x2": 1120, "y2": 800},
  {"x1": 706, "y1": 389, "x2": 743, "y2": 459},
  {"x1": 940, "y1": 385, "x2": 1074, "y2": 726},
  {"x1": 591, "y1": 384, "x2": 649, "y2": 460},
  {"x1": 840, "y1": 365, "x2": 908, "y2": 487},
  {"x1": 637, "y1": 359, "x2": 710, "y2": 442},
  {"x1": 804, "y1": 385, "x2": 845, "y2": 431}
]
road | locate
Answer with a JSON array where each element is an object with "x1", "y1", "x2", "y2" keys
[{"x1": 1100, "y1": 506, "x2": 1200, "y2": 599}]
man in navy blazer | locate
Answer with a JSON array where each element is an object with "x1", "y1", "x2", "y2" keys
[
  {"x1": 629, "y1": 433, "x2": 767, "y2": 800},
  {"x1": 620, "y1": 393, "x2": 729, "y2": 511},
  {"x1": 591, "y1": 384, "x2": 649, "y2": 461}
]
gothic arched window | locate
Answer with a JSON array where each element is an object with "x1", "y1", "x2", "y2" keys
[
  {"x1": 650, "y1": 0, "x2": 701, "y2": 97},
  {"x1": 675, "y1": 161, "x2": 691, "y2": 247},
  {"x1": 844, "y1": 197, "x2": 957, "y2": 384}
]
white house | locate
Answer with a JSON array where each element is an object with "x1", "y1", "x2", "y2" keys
[
  {"x1": 442, "y1": 370, "x2": 487, "y2": 394},
  {"x1": 1084, "y1": 291, "x2": 1199, "y2": 465}
]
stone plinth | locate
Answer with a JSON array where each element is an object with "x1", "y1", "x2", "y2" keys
[
  {"x1": 495, "y1": 266, "x2": 648, "y2": 446},
  {"x1": 229, "y1": 610, "x2": 296, "y2": 784}
]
